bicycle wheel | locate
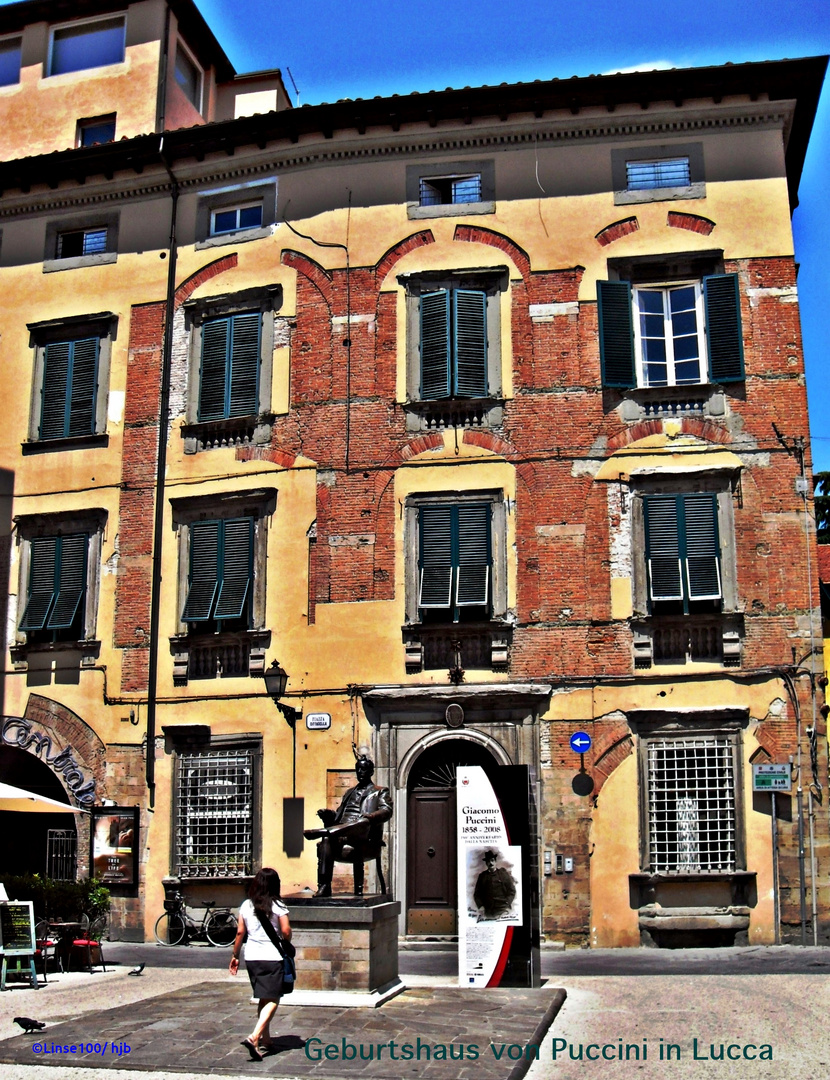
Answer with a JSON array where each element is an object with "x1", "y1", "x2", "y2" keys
[
  {"x1": 205, "y1": 910, "x2": 237, "y2": 947},
  {"x1": 154, "y1": 912, "x2": 187, "y2": 946}
]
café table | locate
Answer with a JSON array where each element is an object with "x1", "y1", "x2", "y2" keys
[{"x1": 46, "y1": 921, "x2": 83, "y2": 972}]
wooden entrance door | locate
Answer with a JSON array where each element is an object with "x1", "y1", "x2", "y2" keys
[{"x1": 406, "y1": 787, "x2": 457, "y2": 934}]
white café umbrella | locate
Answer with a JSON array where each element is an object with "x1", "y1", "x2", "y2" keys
[{"x1": 0, "y1": 781, "x2": 89, "y2": 814}]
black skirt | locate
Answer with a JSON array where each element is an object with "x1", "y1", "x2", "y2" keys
[{"x1": 245, "y1": 959, "x2": 284, "y2": 999}]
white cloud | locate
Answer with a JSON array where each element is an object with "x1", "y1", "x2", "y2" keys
[{"x1": 602, "y1": 60, "x2": 676, "y2": 75}]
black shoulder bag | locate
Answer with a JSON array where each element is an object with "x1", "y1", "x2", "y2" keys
[{"x1": 256, "y1": 906, "x2": 296, "y2": 994}]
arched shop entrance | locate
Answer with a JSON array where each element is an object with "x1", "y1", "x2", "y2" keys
[
  {"x1": 0, "y1": 744, "x2": 78, "y2": 878},
  {"x1": 405, "y1": 738, "x2": 500, "y2": 934}
]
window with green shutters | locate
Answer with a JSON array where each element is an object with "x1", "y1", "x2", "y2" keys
[
  {"x1": 644, "y1": 493, "x2": 722, "y2": 614},
  {"x1": 418, "y1": 503, "x2": 491, "y2": 622},
  {"x1": 598, "y1": 274, "x2": 744, "y2": 389},
  {"x1": 420, "y1": 288, "x2": 487, "y2": 399},
  {"x1": 19, "y1": 533, "x2": 88, "y2": 640},
  {"x1": 39, "y1": 337, "x2": 100, "y2": 439},
  {"x1": 182, "y1": 518, "x2": 254, "y2": 631},
  {"x1": 198, "y1": 313, "x2": 261, "y2": 421}
]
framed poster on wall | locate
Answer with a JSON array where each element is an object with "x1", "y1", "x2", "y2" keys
[{"x1": 91, "y1": 807, "x2": 138, "y2": 886}]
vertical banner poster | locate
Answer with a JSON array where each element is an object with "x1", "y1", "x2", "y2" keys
[
  {"x1": 91, "y1": 807, "x2": 138, "y2": 885},
  {"x1": 458, "y1": 764, "x2": 534, "y2": 987}
]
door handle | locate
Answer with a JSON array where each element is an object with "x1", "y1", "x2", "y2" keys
[{"x1": 426, "y1": 846, "x2": 436, "y2": 858}]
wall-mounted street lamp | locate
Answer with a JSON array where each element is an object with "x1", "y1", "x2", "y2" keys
[
  {"x1": 264, "y1": 660, "x2": 302, "y2": 802},
  {"x1": 264, "y1": 660, "x2": 302, "y2": 727}
]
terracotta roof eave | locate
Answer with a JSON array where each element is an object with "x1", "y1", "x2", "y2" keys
[{"x1": 0, "y1": 55, "x2": 825, "y2": 198}]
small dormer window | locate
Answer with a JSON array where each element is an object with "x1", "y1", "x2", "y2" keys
[
  {"x1": 419, "y1": 174, "x2": 482, "y2": 206},
  {"x1": 57, "y1": 228, "x2": 108, "y2": 259},
  {"x1": 626, "y1": 157, "x2": 691, "y2": 191},
  {"x1": 210, "y1": 204, "x2": 263, "y2": 236},
  {"x1": 77, "y1": 115, "x2": 116, "y2": 147}
]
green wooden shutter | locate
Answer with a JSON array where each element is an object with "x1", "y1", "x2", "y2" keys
[
  {"x1": 644, "y1": 495, "x2": 684, "y2": 601},
  {"x1": 67, "y1": 337, "x2": 99, "y2": 437},
  {"x1": 453, "y1": 289, "x2": 488, "y2": 397},
  {"x1": 182, "y1": 520, "x2": 220, "y2": 621},
  {"x1": 40, "y1": 342, "x2": 71, "y2": 439},
  {"x1": 47, "y1": 533, "x2": 88, "y2": 629},
  {"x1": 598, "y1": 280, "x2": 636, "y2": 389},
  {"x1": 228, "y1": 313, "x2": 261, "y2": 417},
  {"x1": 455, "y1": 503, "x2": 490, "y2": 606},
  {"x1": 418, "y1": 505, "x2": 453, "y2": 608},
  {"x1": 214, "y1": 518, "x2": 253, "y2": 621},
  {"x1": 19, "y1": 536, "x2": 59, "y2": 630},
  {"x1": 199, "y1": 318, "x2": 231, "y2": 421},
  {"x1": 420, "y1": 290, "x2": 451, "y2": 400},
  {"x1": 704, "y1": 274, "x2": 744, "y2": 383},
  {"x1": 682, "y1": 493, "x2": 721, "y2": 600}
]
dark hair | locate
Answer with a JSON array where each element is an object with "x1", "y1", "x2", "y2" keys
[{"x1": 248, "y1": 867, "x2": 281, "y2": 926}]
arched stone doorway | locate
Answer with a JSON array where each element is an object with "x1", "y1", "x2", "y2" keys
[
  {"x1": 0, "y1": 744, "x2": 78, "y2": 877},
  {"x1": 405, "y1": 737, "x2": 500, "y2": 934}
]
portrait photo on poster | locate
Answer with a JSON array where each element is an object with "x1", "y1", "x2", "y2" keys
[{"x1": 465, "y1": 845, "x2": 522, "y2": 924}]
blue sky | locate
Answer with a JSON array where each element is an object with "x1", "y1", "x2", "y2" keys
[{"x1": 193, "y1": 0, "x2": 830, "y2": 469}]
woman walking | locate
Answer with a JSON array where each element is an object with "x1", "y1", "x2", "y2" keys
[{"x1": 229, "y1": 867, "x2": 292, "y2": 1060}]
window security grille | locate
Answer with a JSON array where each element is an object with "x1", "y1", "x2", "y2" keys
[
  {"x1": 626, "y1": 157, "x2": 691, "y2": 190},
  {"x1": 647, "y1": 736, "x2": 736, "y2": 872},
  {"x1": 46, "y1": 828, "x2": 77, "y2": 881},
  {"x1": 419, "y1": 174, "x2": 482, "y2": 205},
  {"x1": 175, "y1": 748, "x2": 254, "y2": 877}
]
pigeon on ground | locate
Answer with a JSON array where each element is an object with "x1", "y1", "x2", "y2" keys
[
  {"x1": 127, "y1": 963, "x2": 145, "y2": 976},
  {"x1": 14, "y1": 1018, "x2": 46, "y2": 1033}
]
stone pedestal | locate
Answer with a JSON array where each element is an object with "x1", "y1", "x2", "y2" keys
[{"x1": 282, "y1": 896, "x2": 402, "y2": 1007}]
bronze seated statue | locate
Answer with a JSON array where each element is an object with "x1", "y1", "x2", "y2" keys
[{"x1": 303, "y1": 754, "x2": 393, "y2": 896}]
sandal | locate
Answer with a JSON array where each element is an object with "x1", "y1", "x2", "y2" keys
[{"x1": 241, "y1": 1039, "x2": 262, "y2": 1061}]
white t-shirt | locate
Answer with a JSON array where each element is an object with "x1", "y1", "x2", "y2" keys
[{"x1": 239, "y1": 897, "x2": 290, "y2": 962}]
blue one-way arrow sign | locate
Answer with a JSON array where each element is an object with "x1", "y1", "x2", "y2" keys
[{"x1": 569, "y1": 731, "x2": 592, "y2": 754}]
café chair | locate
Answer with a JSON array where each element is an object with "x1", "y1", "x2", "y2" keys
[
  {"x1": 71, "y1": 914, "x2": 107, "y2": 973},
  {"x1": 34, "y1": 919, "x2": 59, "y2": 981}
]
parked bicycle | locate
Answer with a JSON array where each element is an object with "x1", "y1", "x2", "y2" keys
[{"x1": 154, "y1": 891, "x2": 237, "y2": 947}]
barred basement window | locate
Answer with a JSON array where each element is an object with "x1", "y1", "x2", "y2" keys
[
  {"x1": 175, "y1": 748, "x2": 254, "y2": 878},
  {"x1": 647, "y1": 736, "x2": 736, "y2": 872},
  {"x1": 419, "y1": 174, "x2": 482, "y2": 206},
  {"x1": 57, "y1": 228, "x2": 108, "y2": 259}
]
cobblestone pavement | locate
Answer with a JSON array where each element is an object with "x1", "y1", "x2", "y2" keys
[{"x1": 0, "y1": 980, "x2": 565, "y2": 1080}]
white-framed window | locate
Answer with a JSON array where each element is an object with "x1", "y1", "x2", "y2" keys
[
  {"x1": 195, "y1": 182, "x2": 276, "y2": 248},
  {"x1": 645, "y1": 733, "x2": 738, "y2": 873},
  {"x1": 419, "y1": 173, "x2": 482, "y2": 206},
  {"x1": 0, "y1": 36, "x2": 21, "y2": 87},
  {"x1": 174, "y1": 41, "x2": 202, "y2": 112},
  {"x1": 634, "y1": 282, "x2": 705, "y2": 387},
  {"x1": 627, "y1": 157, "x2": 691, "y2": 191},
  {"x1": 49, "y1": 16, "x2": 126, "y2": 76},
  {"x1": 598, "y1": 273, "x2": 744, "y2": 389},
  {"x1": 174, "y1": 744, "x2": 257, "y2": 878},
  {"x1": 210, "y1": 203, "x2": 264, "y2": 237}
]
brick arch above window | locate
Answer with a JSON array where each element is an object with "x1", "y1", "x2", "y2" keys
[
  {"x1": 174, "y1": 254, "x2": 239, "y2": 309},
  {"x1": 281, "y1": 249, "x2": 333, "y2": 304},
  {"x1": 453, "y1": 224, "x2": 531, "y2": 280}
]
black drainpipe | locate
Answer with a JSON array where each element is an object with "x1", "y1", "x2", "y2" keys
[{"x1": 145, "y1": 139, "x2": 179, "y2": 808}]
